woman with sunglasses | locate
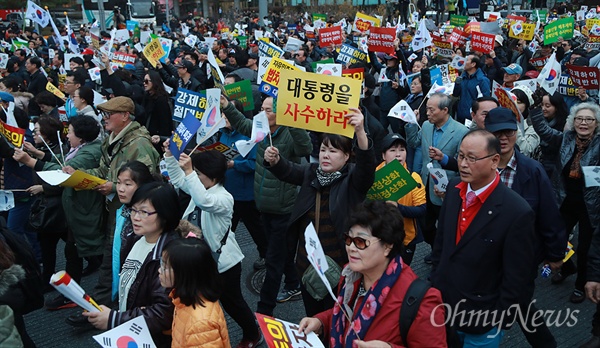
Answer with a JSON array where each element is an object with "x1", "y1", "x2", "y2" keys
[
  {"x1": 84, "y1": 182, "x2": 181, "y2": 347},
  {"x1": 298, "y1": 200, "x2": 446, "y2": 347},
  {"x1": 140, "y1": 70, "x2": 173, "y2": 148},
  {"x1": 263, "y1": 108, "x2": 377, "y2": 317}
]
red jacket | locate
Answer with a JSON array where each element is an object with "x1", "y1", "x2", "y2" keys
[{"x1": 314, "y1": 263, "x2": 447, "y2": 347}]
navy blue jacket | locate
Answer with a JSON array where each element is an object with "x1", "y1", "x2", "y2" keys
[
  {"x1": 453, "y1": 68, "x2": 490, "y2": 123},
  {"x1": 219, "y1": 128, "x2": 256, "y2": 202}
]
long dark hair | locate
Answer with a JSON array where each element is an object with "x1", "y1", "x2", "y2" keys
[
  {"x1": 162, "y1": 238, "x2": 221, "y2": 308},
  {"x1": 544, "y1": 91, "x2": 568, "y2": 131},
  {"x1": 145, "y1": 70, "x2": 169, "y2": 98}
]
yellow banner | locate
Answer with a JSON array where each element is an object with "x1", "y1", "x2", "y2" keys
[
  {"x1": 508, "y1": 21, "x2": 536, "y2": 41},
  {"x1": 46, "y1": 82, "x2": 65, "y2": 100},
  {"x1": 259, "y1": 57, "x2": 299, "y2": 97},
  {"x1": 353, "y1": 12, "x2": 381, "y2": 33},
  {"x1": 143, "y1": 38, "x2": 166, "y2": 68},
  {"x1": 276, "y1": 69, "x2": 361, "y2": 138},
  {"x1": 586, "y1": 18, "x2": 600, "y2": 29},
  {"x1": 62, "y1": 170, "x2": 107, "y2": 191}
]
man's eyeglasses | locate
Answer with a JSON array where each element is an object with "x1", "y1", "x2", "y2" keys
[
  {"x1": 343, "y1": 233, "x2": 381, "y2": 250},
  {"x1": 101, "y1": 111, "x2": 121, "y2": 119},
  {"x1": 130, "y1": 208, "x2": 157, "y2": 219},
  {"x1": 457, "y1": 152, "x2": 497, "y2": 164},
  {"x1": 492, "y1": 129, "x2": 516, "y2": 138}
]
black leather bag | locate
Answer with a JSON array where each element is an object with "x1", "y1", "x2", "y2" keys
[{"x1": 28, "y1": 195, "x2": 67, "y2": 233}]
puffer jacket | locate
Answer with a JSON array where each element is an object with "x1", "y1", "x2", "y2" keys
[
  {"x1": 222, "y1": 102, "x2": 312, "y2": 214},
  {"x1": 170, "y1": 293, "x2": 230, "y2": 348},
  {"x1": 529, "y1": 108, "x2": 600, "y2": 231},
  {"x1": 108, "y1": 230, "x2": 179, "y2": 348}
]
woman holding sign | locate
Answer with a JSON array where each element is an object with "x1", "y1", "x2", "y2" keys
[
  {"x1": 263, "y1": 107, "x2": 377, "y2": 317},
  {"x1": 298, "y1": 201, "x2": 446, "y2": 347}
]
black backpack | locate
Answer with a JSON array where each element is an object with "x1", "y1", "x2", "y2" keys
[{"x1": 399, "y1": 278, "x2": 431, "y2": 346}]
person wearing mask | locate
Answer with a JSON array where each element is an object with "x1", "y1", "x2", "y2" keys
[{"x1": 453, "y1": 54, "x2": 491, "y2": 123}]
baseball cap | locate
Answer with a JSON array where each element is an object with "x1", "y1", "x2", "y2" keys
[
  {"x1": 485, "y1": 107, "x2": 517, "y2": 133},
  {"x1": 82, "y1": 48, "x2": 95, "y2": 55},
  {"x1": 495, "y1": 35, "x2": 504, "y2": 46},
  {"x1": 97, "y1": 96, "x2": 135, "y2": 114},
  {"x1": 199, "y1": 47, "x2": 209, "y2": 54},
  {"x1": 0, "y1": 91, "x2": 14, "y2": 103},
  {"x1": 511, "y1": 85, "x2": 534, "y2": 106},
  {"x1": 503, "y1": 64, "x2": 523, "y2": 76},
  {"x1": 174, "y1": 60, "x2": 193, "y2": 70},
  {"x1": 381, "y1": 133, "x2": 407, "y2": 152}
]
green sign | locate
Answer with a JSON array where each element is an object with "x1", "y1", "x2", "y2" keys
[
  {"x1": 450, "y1": 15, "x2": 468, "y2": 28},
  {"x1": 367, "y1": 160, "x2": 418, "y2": 202},
  {"x1": 238, "y1": 35, "x2": 248, "y2": 49},
  {"x1": 312, "y1": 13, "x2": 327, "y2": 23},
  {"x1": 224, "y1": 80, "x2": 255, "y2": 111},
  {"x1": 532, "y1": 10, "x2": 547, "y2": 23},
  {"x1": 311, "y1": 58, "x2": 334, "y2": 72},
  {"x1": 544, "y1": 17, "x2": 574, "y2": 45}
]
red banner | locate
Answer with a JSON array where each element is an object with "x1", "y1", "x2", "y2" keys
[
  {"x1": 0, "y1": 120, "x2": 25, "y2": 148},
  {"x1": 111, "y1": 52, "x2": 137, "y2": 66},
  {"x1": 530, "y1": 56, "x2": 549, "y2": 71},
  {"x1": 507, "y1": 14, "x2": 528, "y2": 22},
  {"x1": 367, "y1": 27, "x2": 396, "y2": 54},
  {"x1": 567, "y1": 64, "x2": 600, "y2": 90},
  {"x1": 448, "y1": 27, "x2": 467, "y2": 46},
  {"x1": 342, "y1": 67, "x2": 365, "y2": 81},
  {"x1": 318, "y1": 26, "x2": 343, "y2": 48},
  {"x1": 471, "y1": 31, "x2": 496, "y2": 53},
  {"x1": 464, "y1": 22, "x2": 481, "y2": 36},
  {"x1": 256, "y1": 313, "x2": 323, "y2": 348}
]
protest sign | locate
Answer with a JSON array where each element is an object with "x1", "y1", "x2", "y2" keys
[
  {"x1": 258, "y1": 40, "x2": 284, "y2": 58},
  {"x1": 46, "y1": 82, "x2": 65, "y2": 100},
  {"x1": 0, "y1": 53, "x2": 8, "y2": 69},
  {"x1": 255, "y1": 313, "x2": 324, "y2": 348},
  {"x1": 287, "y1": 24, "x2": 298, "y2": 35},
  {"x1": 315, "y1": 63, "x2": 342, "y2": 76},
  {"x1": 277, "y1": 69, "x2": 361, "y2": 138},
  {"x1": 142, "y1": 38, "x2": 165, "y2": 68},
  {"x1": 111, "y1": 52, "x2": 136, "y2": 66},
  {"x1": 207, "y1": 49, "x2": 226, "y2": 90},
  {"x1": 586, "y1": 35, "x2": 600, "y2": 50},
  {"x1": 318, "y1": 26, "x2": 343, "y2": 48},
  {"x1": 368, "y1": 27, "x2": 396, "y2": 54},
  {"x1": 507, "y1": 14, "x2": 527, "y2": 22},
  {"x1": 342, "y1": 68, "x2": 365, "y2": 81},
  {"x1": 158, "y1": 37, "x2": 172, "y2": 63},
  {"x1": 530, "y1": 56, "x2": 549, "y2": 71},
  {"x1": 582, "y1": 166, "x2": 600, "y2": 188},
  {"x1": 493, "y1": 87, "x2": 525, "y2": 134},
  {"x1": 427, "y1": 163, "x2": 449, "y2": 192},
  {"x1": 464, "y1": 22, "x2": 481, "y2": 36},
  {"x1": 532, "y1": 10, "x2": 548, "y2": 22},
  {"x1": 335, "y1": 44, "x2": 368, "y2": 66},
  {"x1": 471, "y1": 31, "x2": 495, "y2": 53},
  {"x1": 173, "y1": 88, "x2": 207, "y2": 122},
  {"x1": 353, "y1": 12, "x2": 380, "y2": 33},
  {"x1": 225, "y1": 79, "x2": 255, "y2": 111},
  {"x1": 312, "y1": 13, "x2": 327, "y2": 23},
  {"x1": 432, "y1": 38, "x2": 453, "y2": 58},
  {"x1": 195, "y1": 142, "x2": 240, "y2": 161},
  {"x1": 170, "y1": 110, "x2": 203, "y2": 160},
  {"x1": 0, "y1": 119, "x2": 25, "y2": 148},
  {"x1": 450, "y1": 15, "x2": 468, "y2": 27},
  {"x1": 509, "y1": 21, "x2": 536, "y2": 41},
  {"x1": 126, "y1": 20, "x2": 140, "y2": 41},
  {"x1": 259, "y1": 58, "x2": 299, "y2": 98},
  {"x1": 114, "y1": 29, "x2": 130, "y2": 43},
  {"x1": 439, "y1": 64, "x2": 459, "y2": 84},
  {"x1": 447, "y1": 28, "x2": 467, "y2": 46},
  {"x1": 38, "y1": 170, "x2": 107, "y2": 190},
  {"x1": 566, "y1": 64, "x2": 600, "y2": 90},
  {"x1": 544, "y1": 17, "x2": 574, "y2": 45},
  {"x1": 367, "y1": 160, "x2": 418, "y2": 201},
  {"x1": 479, "y1": 21, "x2": 502, "y2": 35},
  {"x1": 235, "y1": 111, "x2": 269, "y2": 157},
  {"x1": 284, "y1": 37, "x2": 304, "y2": 52},
  {"x1": 93, "y1": 316, "x2": 156, "y2": 348}
]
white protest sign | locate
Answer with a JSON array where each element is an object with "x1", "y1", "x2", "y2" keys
[
  {"x1": 93, "y1": 316, "x2": 156, "y2": 348},
  {"x1": 114, "y1": 29, "x2": 130, "y2": 43},
  {"x1": 93, "y1": 90, "x2": 106, "y2": 106},
  {"x1": 304, "y1": 223, "x2": 336, "y2": 301},
  {"x1": 0, "y1": 53, "x2": 8, "y2": 69},
  {"x1": 140, "y1": 30, "x2": 152, "y2": 44},
  {"x1": 513, "y1": 79, "x2": 538, "y2": 92},
  {"x1": 427, "y1": 162, "x2": 449, "y2": 192},
  {"x1": 0, "y1": 191, "x2": 14, "y2": 211},
  {"x1": 284, "y1": 37, "x2": 304, "y2": 52},
  {"x1": 48, "y1": 48, "x2": 55, "y2": 59},
  {"x1": 582, "y1": 166, "x2": 600, "y2": 187},
  {"x1": 255, "y1": 30, "x2": 264, "y2": 40}
]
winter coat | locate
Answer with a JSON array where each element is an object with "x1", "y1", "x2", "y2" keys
[
  {"x1": 170, "y1": 293, "x2": 230, "y2": 348},
  {"x1": 314, "y1": 262, "x2": 447, "y2": 347},
  {"x1": 219, "y1": 129, "x2": 256, "y2": 202},
  {"x1": 10, "y1": 92, "x2": 33, "y2": 115},
  {"x1": 529, "y1": 108, "x2": 567, "y2": 178},
  {"x1": 516, "y1": 118, "x2": 540, "y2": 158},
  {"x1": 0, "y1": 265, "x2": 25, "y2": 348},
  {"x1": 379, "y1": 65, "x2": 403, "y2": 112},
  {"x1": 140, "y1": 93, "x2": 173, "y2": 137},
  {"x1": 38, "y1": 141, "x2": 105, "y2": 257},
  {"x1": 453, "y1": 68, "x2": 491, "y2": 123},
  {"x1": 109, "y1": 230, "x2": 179, "y2": 347},
  {"x1": 27, "y1": 69, "x2": 47, "y2": 117},
  {"x1": 222, "y1": 102, "x2": 312, "y2": 214}
]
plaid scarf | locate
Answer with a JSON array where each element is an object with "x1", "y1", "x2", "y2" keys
[
  {"x1": 569, "y1": 136, "x2": 592, "y2": 179},
  {"x1": 330, "y1": 255, "x2": 402, "y2": 348}
]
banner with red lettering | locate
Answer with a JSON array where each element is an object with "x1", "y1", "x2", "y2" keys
[
  {"x1": 447, "y1": 28, "x2": 467, "y2": 46},
  {"x1": 507, "y1": 14, "x2": 528, "y2": 22},
  {"x1": 567, "y1": 64, "x2": 600, "y2": 90},
  {"x1": 530, "y1": 56, "x2": 549, "y2": 71},
  {"x1": 464, "y1": 22, "x2": 481, "y2": 36},
  {"x1": 111, "y1": 52, "x2": 137, "y2": 66},
  {"x1": 318, "y1": 26, "x2": 343, "y2": 48},
  {"x1": 368, "y1": 27, "x2": 396, "y2": 54},
  {"x1": 256, "y1": 314, "x2": 324, "y2": 348},
  {"x1": 471, "y1": 32, "x2": 495, "y2": 53},
  {"x1": 433, "y1": 38, "x2": 453, "y2": 58}
]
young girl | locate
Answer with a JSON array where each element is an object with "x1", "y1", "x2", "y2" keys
[
  {"x1": 378, "y1": 133, "x2": 426, "y2": 265},
  {"x1": 159, "y1": 238, "x2": 230, "y2": 347}
]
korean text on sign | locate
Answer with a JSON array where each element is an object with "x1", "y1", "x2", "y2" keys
[
  {"x1": 318, "y1": 26, "x2": 343, "y2": 48},
  {"x1": 0, "y1": 119, "x2": 25, "y2": 148},
  {"x1": 368, "y1": 27, "x2": 396, "y2": 54},
  {"x1": 277, "y1": 69, "x2": 361, "y2": 138},
  {"x1": 173, "y1": 88, "x2": 207, "y2": 122},
  {"x1": 258, "y1": 57, "x2": 299, "y2": 98},
  {"x1": 335, "y1": 44, "x2": 368, "y2": 66},
  {"x1": 544, "y1": 17, "x2": 575, "y2": 45},
  {"x1": 256, "y1": 314, "x2": 324, "y2": 348},
  {"x1": 258, "y1": 40, "x2": 284, "y2": 58},
  {"x1": 567, "y1": 64, "x2": 600, "y2": 90},
  {"x1": 367, "y1": 160, "x2": 418, "y2": 202},
  {"x1": 143, "y1": 38, "x2": 166, "y2": 68},
  {"x1": 471, "y1": 31, "x2": 495, "y2": 53}
]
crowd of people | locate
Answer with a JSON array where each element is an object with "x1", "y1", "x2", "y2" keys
[{"x1": 0, "y1": 1, "x2": 600, "y2": 347}]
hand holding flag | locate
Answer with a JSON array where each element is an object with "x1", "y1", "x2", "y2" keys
[
  {"x1": 537, "y1": 52, "x2": 561, "y2": 95},
  {"x1": 235, "y1": 111, "x2": 270, "y2": 157}
]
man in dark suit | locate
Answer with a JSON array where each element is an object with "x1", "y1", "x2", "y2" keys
[{"x1": 430, "y1": 130, "x2": 536, "y2": 346}]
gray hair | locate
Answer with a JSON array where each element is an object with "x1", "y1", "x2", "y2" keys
[
  {"x1": 566, "y1": 102, "x2": 600, "y2": 135},
  {"x1": 430, "y1": 92, "x2": 452, "y2": 112}
]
